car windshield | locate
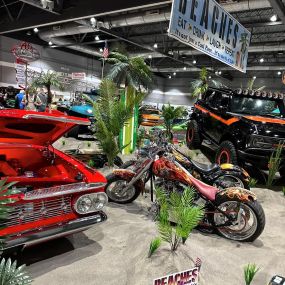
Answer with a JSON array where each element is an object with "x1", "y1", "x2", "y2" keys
[{"x1": 230, "y1": 96, "x2": 285, "y2": 117}]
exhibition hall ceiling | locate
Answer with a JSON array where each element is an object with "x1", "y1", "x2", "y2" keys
[{"x1": 1, "y1": 0, "x2": 285, "y2": 80}]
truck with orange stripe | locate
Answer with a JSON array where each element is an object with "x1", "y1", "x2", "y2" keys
[{"x1": 186, "y1": 88, "x2": 285, "y2": 178}]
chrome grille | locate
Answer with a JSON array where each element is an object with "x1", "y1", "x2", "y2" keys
[{"x1": 1, "y1": 196, "x2": 72, "y2": 228}]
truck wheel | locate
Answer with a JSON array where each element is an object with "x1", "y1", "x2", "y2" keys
[
  {"x1": 216, "y1": 141, "x2": 238, "y2": 165},
  {"x1": 186, "y1": 120, "x2": 201, "y2": 149}
]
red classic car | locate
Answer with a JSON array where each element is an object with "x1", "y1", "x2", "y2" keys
[{"x1": 0, "y1": 109, "x2": 108, "y2": 252}]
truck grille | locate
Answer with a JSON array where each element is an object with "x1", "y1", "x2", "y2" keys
[{"x1": 1, "y1": 196, "x2": 72, "y2": 228}]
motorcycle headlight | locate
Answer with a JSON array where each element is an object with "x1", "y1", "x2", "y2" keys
[{"x1": 74, "y1": 193, "x2": 108, "y2": 215}]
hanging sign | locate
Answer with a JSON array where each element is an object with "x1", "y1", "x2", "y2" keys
[
  {"x1": 72, "y1": 72, "x2": 86, "y2": 80},
  {"x1": 168, "y1": 0, "x2": 251, "y2": 73},
  {"x1": 15, "y1": 63, "x2": 26, "y2": 86},
  {"x1": 11, "y1": 42, "x2": 40, "y2": 63},
  {"x1": 153, "y1": 267, "x2": 199, "y2": 285}
]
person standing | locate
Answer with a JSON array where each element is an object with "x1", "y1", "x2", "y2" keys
[
  {"x1": 37, "y1": 88, "x2": 47, "y2": 112},
  {"x1": 21, "y1": 88, "x2": 42, "y2": 111},
  {"x1": 15, "y1": 90, "x2": 25, "y2": 109}
]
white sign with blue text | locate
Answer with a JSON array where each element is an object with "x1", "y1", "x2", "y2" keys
[{"x1": 168, "y1": 0, "x2": 251, "y2": 73}]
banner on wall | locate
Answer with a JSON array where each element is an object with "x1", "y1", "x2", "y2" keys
[
  {"x1": 72, "y1": 72, "x2": 86, "y2": 80},
  {"x1": 15, "y1": 63, "x2": 26, "y2": 86},
  {"x1": 168, "y1": 0, "x2": 251, "y2": 73}
]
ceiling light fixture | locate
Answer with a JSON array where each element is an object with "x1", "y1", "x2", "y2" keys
[
  {"x1": 193, "y1": 60, "x2": 197, "y2": 64},
  {"x1": 183, "y1": 66, "x2": 187, "y2": 71},
  {"x1": 153, "y1": 43, "x2": 158, "y2": 49},
  {"x1": 259, "y1": 58, "x2": 264, "y2": 63},
  {"x1": 90, "y1": 17, "x2": 96, "y2": 24},
  {"x1": 48, "y1": 41, "x2": 53, "y2": 46},
  {"x1": 148, "y1": 55, "x2": 152, "y2": 59},
  {"x1": 100, "y1": 48, "x2": 103, "y2": 53},
  {"x1": 173, "y1": 72, "x2": 176, "y2": 76},
  {"x1": 253, "y1": 76, "x2": 257, "y2": 79},
  {"x1": 278, "y1": 71, "x2": 282, "y2": 75},
  {"x1": 95, "y1": 35, "x2": 100, "y2": 41},
  {"x1": 270, "y1": 14, "x2": 277, "y2": 22},
  {"x1": 33, "y1": 27, "x2": 39, "y2": 33},
  {"x1": 218, "y1": 71, "x2": 222, "y2": 75},
  {"x1": 209, "y1": 76, "x2": 212, "y2": 79}
]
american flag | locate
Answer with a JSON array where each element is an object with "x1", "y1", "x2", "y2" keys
[
  {"x1": 102, "y1": 40, "x2": 109, "y2": 59},
  {"x1": 194, "y1": 257, "x2": 202, "y2": 271}
]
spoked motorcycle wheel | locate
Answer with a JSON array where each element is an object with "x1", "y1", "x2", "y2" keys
[
  {"x1": 214, "y1": 174, "x2": 250, "y2": 190},
  {"x1": 212, "y1": 196, "x2": 265, "y2": 242},
  {"x1": 105, "y1": 174, "x2": 141, "y2": 204}
]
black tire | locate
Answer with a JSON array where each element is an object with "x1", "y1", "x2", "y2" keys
[
  {"x1": 105, "y1": 173, "x2": 141, "y2": 204},
  {"x1": 216, "y1": 141, "x2": 238, "y2": 165},
  {"x1": 66, "y1": 125, "x2": 79, "y2": 138},
  {"x1": 214, "y1": 173, "x2": 250, "y2": 190},
  {"x1": 212, "y1": 195, "x2": 265, "y2": 242},
  {"x1": 186, "y1": 120, "x2": 201, "y2": 149}
]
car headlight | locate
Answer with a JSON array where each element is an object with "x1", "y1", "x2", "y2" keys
[
  {"x1": 74, "y1": 193, "x2": 108, "y2": 215},
  {"x1": 93, "y1": 193, "x2": 108, "y2": 210}
]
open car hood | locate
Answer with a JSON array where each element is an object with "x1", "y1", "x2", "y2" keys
[{"x1": 0, "y1": 109, "x2": 90, "y2": 146}]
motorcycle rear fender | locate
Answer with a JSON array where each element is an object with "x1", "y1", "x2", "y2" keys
[
  {"x1": 217, "y1": 187, "x2": 256, "y2": 202},
  {"x1": 113, "y1": 169, "x2": 145, "y2": 193},
  {"x1": 220, "y1": 163, "x2": 250, "y2": 181}
]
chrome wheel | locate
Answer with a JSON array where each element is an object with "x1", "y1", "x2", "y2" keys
[
  {"x1": 214, "y1": 175, "x2": 244, "y2": 189},
  {"x1": 214, "y1": 201, "x2": 258, "y2": 241},
  {"x1": 105, "y1": 179, "x2": 136, "y2": 203}
]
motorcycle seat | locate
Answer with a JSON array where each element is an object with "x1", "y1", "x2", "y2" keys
[{"x1": 191, "y1": 160, "x2": 220, "y2": 173}]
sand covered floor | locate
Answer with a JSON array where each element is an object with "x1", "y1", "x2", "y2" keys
[{"x1": 20, "y1": 187, "x2": 285, "y2": 285}]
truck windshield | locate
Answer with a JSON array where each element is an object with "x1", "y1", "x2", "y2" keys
[{"x1": 230, "y1": 96, "x2": 285, "y2": 117}]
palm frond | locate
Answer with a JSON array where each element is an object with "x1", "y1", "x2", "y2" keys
[{"x1": 0, "y1": 258, "x2": 32, "y2": 285}]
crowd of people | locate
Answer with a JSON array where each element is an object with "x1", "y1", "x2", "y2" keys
[{"x1": 0, "y1": 87, "x2": 48, "y2": 112}]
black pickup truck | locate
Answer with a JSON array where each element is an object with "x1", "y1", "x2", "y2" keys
[{"x1": 186, "y1": 88, "x2": 285, "y2": 177}]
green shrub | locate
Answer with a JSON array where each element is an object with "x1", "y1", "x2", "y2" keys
[
  {"x1": 88, "y1": 160, "x2": 95, "y2": 168},
  {"x1": 0, "y1": 258, "x2": 32, "y2": 285},
  {"x1": 248, "y1": 178, "x2": 258, "y2": 188},
  {"x1": 244, "y1": 263, "x2": 259, "y2": 285},
  {"x1": 155, "y1": 187, "x2": 204, "y2": 251},
  {"x1": 148, "y1": 238, "x2": 161, "y2": 258},
  {"x1": 267, "y1": 143, "x2": 283, "y2": 187}
]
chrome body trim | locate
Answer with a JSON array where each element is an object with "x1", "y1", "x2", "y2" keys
[{"x1": 3, "y1": 211, "x2": 107, "y2": 250}]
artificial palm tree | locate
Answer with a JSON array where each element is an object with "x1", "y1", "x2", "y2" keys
[
  {"x1": 190, "y1": 67, "x2": 226, "y2": 97},
  {"x1": 88, "y1": 79, "x2": 144, "y2": 166},
  {"x1": 31, "y1": 70, "x2": 64, "y2": 105},
  {"x1": 106, "y1": 52, "x2": 153, "y2": 153},
  {"x1": 162, "y1": 103, "x2": 185, "y2": 140},
  {"x1": 106, "y1": 52, "x2": 153, "y2": 91},
  {"x1": 245, "y1": 77, "x2": 266, "y2": 91}
]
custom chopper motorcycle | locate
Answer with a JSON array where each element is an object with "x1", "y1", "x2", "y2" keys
[
  {"x1": 105, "y1": 147, "x2": 265, "y2": 242},
  {"x1": 121, "y1": 130, "x2": 250, "y2": 190}
]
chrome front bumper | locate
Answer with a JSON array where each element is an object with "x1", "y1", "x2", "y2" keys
[{"x1": 3, "y1": 211, "x2": 107, "y2": 251}]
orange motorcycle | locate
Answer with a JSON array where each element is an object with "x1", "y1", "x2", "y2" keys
[{"x1": 105, "y1": 147, "x2": 265, "y2": 242}]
